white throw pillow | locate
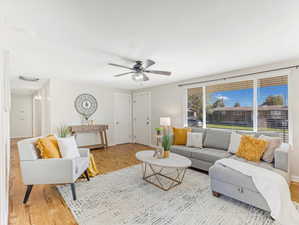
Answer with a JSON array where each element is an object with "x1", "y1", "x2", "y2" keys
[
  {"x1": 57, "y1": 136, "x2": 80, "y2": 159},
  {"x1": 186, "y1": 132, "x2": 203, "y2": 148},
  {"x1": 228, "y1": 132, "x2": 242, "y2": 154},
  {"x1": 259, "y1": 135, "x2": 282, "y2": 163}
]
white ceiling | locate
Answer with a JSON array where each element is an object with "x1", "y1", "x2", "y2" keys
[
  {"x1": 1, "y1": 0, "x2": 299, "y2": 90},
  {"x1": 10, "y1": 78, "x2": 49, "y2": 95}
]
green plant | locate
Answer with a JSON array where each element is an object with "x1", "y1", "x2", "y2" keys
[
  {"x1": 162, "y1": 135, "x2": 171, "y2": 151},
  {"x1": 57, "y1": 125, "x2": 71, "y2": 138},
  {"x1": 155, "y1": 127, "x2": 163, "y2": 135}
]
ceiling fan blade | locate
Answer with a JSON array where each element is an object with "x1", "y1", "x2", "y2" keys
[
  {"x1": 142, "y1": 73, "x2": 150, "y2": 81},
  {"x1": 108, "y1": 63, "x2": 133, "y2": 70},
  {"x1": 144, "y1": 59, "x2": 155, "y2": 68},
  {"x1": 145, "y1": 70, "x2": 171, "y2": 76},
  {"x1": 114, "y1": 72, "x2": 134, "y2": 77}
]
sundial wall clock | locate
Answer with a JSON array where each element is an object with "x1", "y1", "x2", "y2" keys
[{"x1": 74, "y1": 93, "x2": 98, "y2": 121}]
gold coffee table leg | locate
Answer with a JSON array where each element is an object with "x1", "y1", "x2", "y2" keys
[{"x1": 141, "y1": 163, "x2": 187, "y2": 191}]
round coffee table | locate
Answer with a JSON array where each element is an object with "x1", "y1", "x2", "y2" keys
[{"x1": 136, "y1": 151, "x2": 192, "y2": 191}]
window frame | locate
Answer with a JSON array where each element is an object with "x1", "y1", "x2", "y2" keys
[{"x1": 184, "y1": 70, "x2": 291, "y2": 143}]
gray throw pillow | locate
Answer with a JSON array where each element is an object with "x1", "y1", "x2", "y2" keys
[{"x1": 259, "y1": 135, "x2": 282, "y2": 163}]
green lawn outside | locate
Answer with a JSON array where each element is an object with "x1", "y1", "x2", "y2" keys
[{"x1": 206, "y1": 124, "x2": 287, "y2": 133}]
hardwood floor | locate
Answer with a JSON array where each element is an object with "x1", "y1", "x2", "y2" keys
[
  {"x1": 9, "y1": 138, "x2": 299, "y2": 225},
  {"x1": 9, "y1": 139, "x2": 153, "y2": 225}
]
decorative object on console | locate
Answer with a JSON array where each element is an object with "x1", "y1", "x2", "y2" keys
[
  {"x1": 155, "y1": 127, "x2": 163, "y2": 136},
  {"x1": 155, "y1": 127, "x2": 163, "y2": 146},
  {"x1": 57, "y1": 125, "x2": 71, "y2": 138},
  {"x1": 153, "y1": 147, "x2": 164, "y2": 159},
  {"x1": 74, "y1": 93, "x2": 98, "y2": 123},
  {"x1": 162, "y1": 135, "x2": 171, "y2": 158}
]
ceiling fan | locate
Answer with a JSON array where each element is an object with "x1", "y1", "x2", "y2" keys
[{"x1": 108, "y1": 59, "x2": 171, "y2": 82}]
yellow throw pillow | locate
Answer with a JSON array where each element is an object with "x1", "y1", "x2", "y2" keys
[
  {"x1": 35, "y1": 136, "x2": 62, "y2": 159},
  {"x1": 236, "y1": 135, "x2": 268, "y2": 162},
  {"x1": 173, "y1": 127, "x2": 191, "y2": 145},
  {"x1": 47, "y1": 135, "x2": 60, "y2": 150}
]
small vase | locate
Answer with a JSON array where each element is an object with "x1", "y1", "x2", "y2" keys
[{"x1": 163, "y1": 150, "x2": 170, "y2": 158}]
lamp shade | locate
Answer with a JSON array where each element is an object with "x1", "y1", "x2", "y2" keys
[{"x1": 160, "y1": 117, "x2": 171, "y2": 126}]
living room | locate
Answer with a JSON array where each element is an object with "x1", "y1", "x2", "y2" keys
[{"x1": 1, "y1": 1, "x2": 299, "y2": 225}]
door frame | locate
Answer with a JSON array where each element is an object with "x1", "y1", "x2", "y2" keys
[
  {"x1": 113, "y1": 92, "x2": 133, "y2": 145},
  {"x1": 132, "y1": 92, "x2": 151, "y2": 146}
]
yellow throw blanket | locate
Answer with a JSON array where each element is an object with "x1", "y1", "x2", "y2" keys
[
  {"x1": 84, "y1": 153, "x2": 100, "y2": 177},
  {"x1": 41, "y1": 135, "x2": 100, "y2": 178}
]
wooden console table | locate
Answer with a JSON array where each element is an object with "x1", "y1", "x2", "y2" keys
[{"x1": 69, "y1": 124, "x2": 108, "y2": 150}]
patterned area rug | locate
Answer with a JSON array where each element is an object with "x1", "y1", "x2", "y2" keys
[{"x1": 57, "y1": 165, "x2": 298, "y2": 225}]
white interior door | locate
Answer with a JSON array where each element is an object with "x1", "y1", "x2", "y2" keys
[
  {"x1": 114, "y1": 93, "x2": 132, "y2": 145},
  {"x1": 133, "y1": 92, "x2": 151, "y2": 145},
  {"x1": 10, "y1": 94, "x2": 33, "y2": 138}
]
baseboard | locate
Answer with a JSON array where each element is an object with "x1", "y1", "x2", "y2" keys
[
  {"x1": 149, "y1": 144, "x2": 158, "y2": 149},
  {"x1": 291, "y1": 175, "x2": 299, "y2": 182}
]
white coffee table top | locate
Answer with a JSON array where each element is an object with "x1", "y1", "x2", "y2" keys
[{"x1": 136, "y1": 150, "x2": 192, "y2": 168}]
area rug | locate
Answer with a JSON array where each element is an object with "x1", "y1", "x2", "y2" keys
[{"x1": 57, "y1": 165, "x2": 298, "y2": 225}]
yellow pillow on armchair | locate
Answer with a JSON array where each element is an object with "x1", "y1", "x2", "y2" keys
[
  {"x1": 173, "y1": 127, "x2": 191, "y2": 145},
  {"x1": 236, "y1": 135, "x2": 268, "y2": 162},
  {"x1": 35, "y1": 136, "x2": 62, "y2": 159}
]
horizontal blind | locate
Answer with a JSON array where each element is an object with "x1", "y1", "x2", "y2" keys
[{"x1": 257, "y1": 75, "x2": 288, "y2": 142}]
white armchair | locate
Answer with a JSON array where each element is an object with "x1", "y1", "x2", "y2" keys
[{"x1": 17, "y1": 137, "x2": 90, "y2": 203}]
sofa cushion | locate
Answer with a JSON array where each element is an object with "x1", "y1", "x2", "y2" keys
[
  {"x1": 204, "y1": 129, "x2": 231, "y2": 150},
  {"x1": 236, "y1": 135, "x2": 268, "y2": 162},
  {"x1": 173, "y1": 127, "x2": 191, "y2": 145},
  {"x1": 209, "y1": 156, "x2": 289, "y2": 193},
  {"x1": 255, "y1": 132, "x2": 280, "y2": 138},
  {"x1": 230, "y1": 155, "x2": 289, "y2": 182},
  {"x1": 170, "y1": 145, "x2": 200, "y2": 158},
  {"x1": 191, "y1": 148, "x2": 231, "y2": 163}
]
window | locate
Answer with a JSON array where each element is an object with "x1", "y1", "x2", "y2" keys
[
  {"x1": 257, "y1": 75, "x2": 288, "y2": 142},
  {"x1": 187, "y1": 87, "x2": 203, "y2": 127},
  {"x1": 186, "y1": 74, "x2": 289, "y2": 142},
  {"x1": 206, "y1": 80, "x2": 253, "y2": 130}
]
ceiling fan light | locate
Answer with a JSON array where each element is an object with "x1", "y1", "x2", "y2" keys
[{"x1": 132, "y1": 73, "x2": 145, "y2": 82}]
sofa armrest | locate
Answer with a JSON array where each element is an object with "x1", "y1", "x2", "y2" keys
[
  {"x1": 20, "y1": 158, "x2": 78, "y2": 185},
  {"x1": 274, "y1": 143, "x2": 289, "y2": 172},
  {"x1": 78, "y1": 148, "x2": 90, "y2": 158}
]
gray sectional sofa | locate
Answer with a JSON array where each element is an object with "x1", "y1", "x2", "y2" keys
[{"x1": 170, "y1": 128, "x2": 290, "y2": 212}]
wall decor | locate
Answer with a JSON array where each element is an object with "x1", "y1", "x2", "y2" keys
[{"x1": 74, "y1": 93, "x2": 98, "y2": 121}]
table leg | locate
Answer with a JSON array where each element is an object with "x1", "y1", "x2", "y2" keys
[
  {"x1": 142, "y1": 165, "x2": 188, "y2": 191},
  {"x1": 103, "y1": 130, "x2": 108, "y2": 149}
]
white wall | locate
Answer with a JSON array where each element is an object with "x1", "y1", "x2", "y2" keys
[
  {"x1": 133, "y1": 59, "x2": 299, "y2": 181},
  {"x1": 0, "y1": 50, "x2": 10, "y2": 225},
  {"x1": 50, "y1": 80, "x2": 130, "y2": 146},
  {"x1": 10, "y1": 94, "x2": 33, "y2": 138},
  {"x1": 32, "y1": 81, "x2": 51, "y2": 137}
]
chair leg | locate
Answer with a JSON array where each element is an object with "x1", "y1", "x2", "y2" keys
[
  {"x1": 84, "y1": 170, "x2": 90, "y2": 181},
  {"x1": 71, "y1": 183, "x2": 77, "y2": 200},
  {"x1": 23, "y1": 185, "x2": 33, "y2": 204},
  {"x1": 212, "y1": 191, "x2": 221, "y2": 197}
]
